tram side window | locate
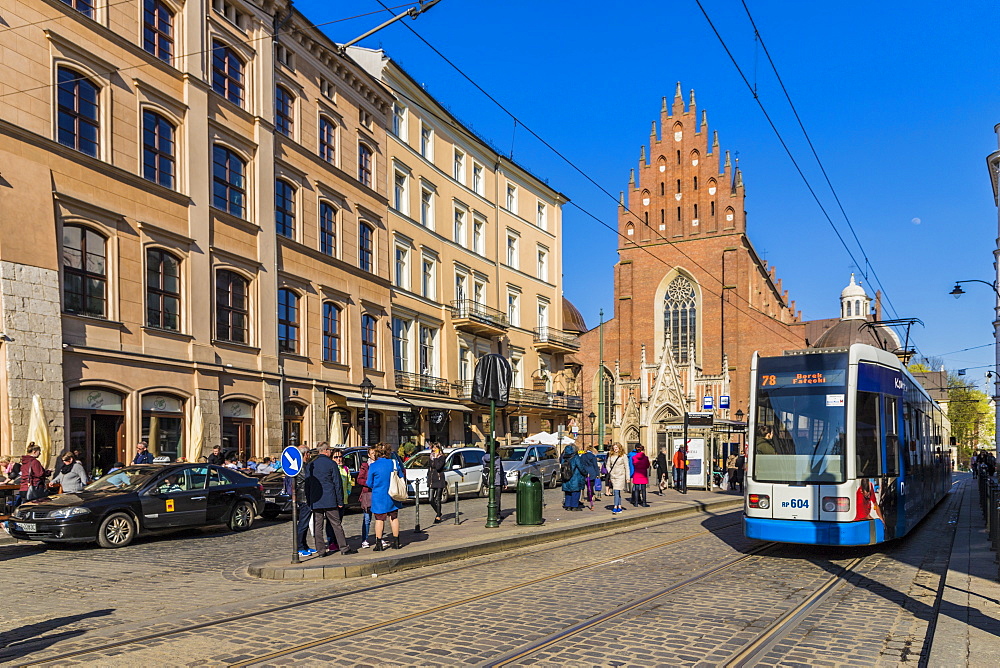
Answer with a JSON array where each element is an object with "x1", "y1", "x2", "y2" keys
[
  {"x1": 884, "y1": 396, "x2": 899, "y2": 476},
  {"x1": 856, "y1": 391, "x2": 880, "y2": 477}
]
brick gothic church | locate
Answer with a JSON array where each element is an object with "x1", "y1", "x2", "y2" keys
[{"x1": 575, "y1": 84, "x2": 807, "y2": 456}]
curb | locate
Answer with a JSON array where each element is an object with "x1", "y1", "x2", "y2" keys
[{"x1": 247, "y1": 496, "x2": 744, "y2": 581}]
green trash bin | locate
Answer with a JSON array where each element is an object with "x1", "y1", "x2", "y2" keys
[{"x1": 516, "y1": 473, "x2": 543, "y2": 525}]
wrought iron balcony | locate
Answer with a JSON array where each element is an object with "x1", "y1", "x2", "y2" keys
[
  {"x1": 395, "y1": 371, "x2": 453, "y2": 397},
  {"x1": 456, "y1": 381, "x2": 582, "y2": 411},
  {"x1": 450, "y1": 300, "x2": 508, "y2": 337},
  {"x1": 533, "y1": 326, "x2": 580, "y2": 353}
]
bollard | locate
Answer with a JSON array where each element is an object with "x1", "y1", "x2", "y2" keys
[
  {"x1": 454, "y1": 480, "x2": 460, "y2": 525},
  {"x1": 414, "y1": 478, "x2": 423, "y2": 533}
]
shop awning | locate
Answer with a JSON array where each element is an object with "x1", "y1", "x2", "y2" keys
[
  {"x1": 399, "y1": 396, "x2": 472, "y2": 413},
  {"x1": 326, "y1": 389, "x2": 411, "y2": 412}
]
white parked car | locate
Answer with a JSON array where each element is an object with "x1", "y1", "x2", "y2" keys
[{"x1": 403, "y1": 447, "x2": 487, "y2": 501}]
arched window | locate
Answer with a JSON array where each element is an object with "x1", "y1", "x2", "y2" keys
[
  {"x1": 359, "y1": 223, "x2": 374, "y2": 272},
  {"x1": 212, "y1": 145, "x2": 246, "y2": 218},
  {"x1": 143, "y1": 0, "x2": 174, "y2": 63},
  {"x1": 322, "y1": 302, "x2": 340, "y2": 363},
  {"x1": 211, "y1": 41, "x2": 244, "y2": 107},
  {"x1": 275, "y1": 85, "x2": 294, "y2": 137},
  {"x1": 146, "y1": 248, "x2": 180, "y2": 330},
  {"x1": 319, "y1": 201, "x2": 337, "y2": 256},
  {"x1": 142, "y1": 110, "x2": 176, "y2": 189},
  {"x1": 664, "y1": 275, "x2": 697, "y2": 364},
  {"x1": 277, "y1": 288, "x2": 299, "y2": 354},
  {"x1": 274, "y1": 179, "x2": 295, "y2": 239},
  {"x1": 361, "y1": 314, "x2": 377, "y2": 369},
  {"x1": 358, "y1": 143, "x2": 373, "y2": 187},
  {"x1": 625, "y1": 222, "x2": 634, "y2": 236},
  {"x1": 599, "y1": 366, "x2": 615, "y2": 428},
  {"x1": 855, "y1": 299, "x2": 862, "y2": 316},
  {"x1": 57, "y1": 67, "x2": 100, "y2": 158},
  {"x1": 846, "y1": 301, "x2": 852, "y2": 317},
  {"x1": 62, "y1": 225, "x2": 106, "y2": 317},
  {"x1": 216, "y1": 269, "x2": 249, "y2": 343},
  {"x1": 319, "y1": 116, "x2": 336, "y2": 163}
]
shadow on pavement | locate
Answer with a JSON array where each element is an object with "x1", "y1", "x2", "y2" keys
[{"x1": 0, "y1": 608, "x2": 115, "y2": 661}]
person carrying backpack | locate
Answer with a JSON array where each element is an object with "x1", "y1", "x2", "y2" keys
[{"x1": 560, "y1": 445, "x2": 585, "y2": 510}]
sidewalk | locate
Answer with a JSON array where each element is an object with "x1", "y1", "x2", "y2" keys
[
  {"x1": 248, "y1": 486, "x2": 743, "y2": 581},
  {"x1": 927, "y1": 476, "x2": 1000, "y2": 666}
]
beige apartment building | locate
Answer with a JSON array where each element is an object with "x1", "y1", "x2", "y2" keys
[
  {"x1": 0, "y1": 1, "x2": 581, "y2": 469},
  {"x1": 348, "y1": 47, "x2": 582, "y2": 449},
  {"x1": 0, "y1": 0, "x2": 402, "y2": 470}
]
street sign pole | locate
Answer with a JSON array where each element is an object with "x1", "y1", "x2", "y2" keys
[
  {"x1": 281, "y1": 445, "x2": 304, "y2": 564},
  {"x1": 486, "y1": 398, "x2": 499, "y2": 528}
]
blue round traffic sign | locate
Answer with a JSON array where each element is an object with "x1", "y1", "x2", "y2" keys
[{"x1": 281, "y1": 446, "x2": 303, "y2": 475}]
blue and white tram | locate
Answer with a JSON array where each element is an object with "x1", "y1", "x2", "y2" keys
[{"x1": 744, "y1": 343, "x2": 951, "y2": 546}]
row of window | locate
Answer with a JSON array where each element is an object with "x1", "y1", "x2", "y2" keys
[
  {"x1": 62, "y1": 225, "x2": 378, "y2": 367},
  {"x1": 390, "y1": 105, "x2": 550, "y2": 229}
]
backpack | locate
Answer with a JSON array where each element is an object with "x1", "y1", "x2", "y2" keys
[{"x1": 560, "y1": 456, "x2": 573, "y2": 482}]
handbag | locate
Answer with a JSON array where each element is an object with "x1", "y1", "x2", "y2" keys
[
  {"x1": 25, "y1": 483, "x2": 48, "y2": 501},
  {"x1": 603, "y1": 457, "x2": 619, "y2": 487},
  {"x1": 388, "y1": 462, "x2": 408, "y2": 502}
]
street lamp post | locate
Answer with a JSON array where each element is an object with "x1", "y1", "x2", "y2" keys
[
  {"x1": 950, "y1": 280, "x2": 1000, "y2": 454},
  {"x1": 360, "y1": 377, "x2": 375, "y2": 449},
  {"x1": 588, "y1": 411, "x2": 597, "y2": 449}
]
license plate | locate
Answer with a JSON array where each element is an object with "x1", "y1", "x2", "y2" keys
[{"x1": 15, "y1": 522, "x2": 36, "y2": 532}]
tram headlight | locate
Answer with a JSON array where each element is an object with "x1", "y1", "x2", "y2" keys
[
  {"x1": 748, "y1": 494, "x2": 770, "y2": 509},
  {"x1": 822, "y1": 496, "x2": 850, "y2": 513}
]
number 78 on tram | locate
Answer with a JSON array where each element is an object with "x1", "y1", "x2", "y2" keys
[{"x1": 744, "y1": 343, "x2": 951, "y2": 546}]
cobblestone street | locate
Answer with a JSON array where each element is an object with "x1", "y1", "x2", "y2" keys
[{"x1": 0, "y1": 479, "x2": 979, "y2": 666}]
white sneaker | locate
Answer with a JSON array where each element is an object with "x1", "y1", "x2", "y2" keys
[{"x1": 361, "y1": 540, "x2": 370, "y2": 548}]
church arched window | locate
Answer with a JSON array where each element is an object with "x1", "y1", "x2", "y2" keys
[
  {"x1": 855, "y1": 299, "x2": 861, "y2": 316},
  {"x1": 664, "y1": 275, "x2": 697, "y2": 364},
  {"x1": 846, "y1": 302, "x2": 852, "y2": 317}
]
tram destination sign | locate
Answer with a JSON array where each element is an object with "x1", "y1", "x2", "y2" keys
[{"x1": 758, "y1": 368, "x2": 846, "y2": 389}]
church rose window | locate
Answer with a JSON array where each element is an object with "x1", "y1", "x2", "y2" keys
[{"x1": 664, "y1": 276, "x2": 697, "y2": 364}]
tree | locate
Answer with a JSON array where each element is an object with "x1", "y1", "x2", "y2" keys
[{"x1": 947, "y1": 375, "x2": 995, "y2": 463}]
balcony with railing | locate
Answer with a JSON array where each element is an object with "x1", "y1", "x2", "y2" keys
[
  {"x1": 532, "y1": 326, "x2": 580, "y2": 353},
  {"x1": 456, "y1": 381, "x2": 582, "y2": 412},
  {"x1": 450, "y1": 300, "x2": 508, "y2": 337},
  {"x1": 395, "y1": 371, "x2": 453, "y2": 397}
]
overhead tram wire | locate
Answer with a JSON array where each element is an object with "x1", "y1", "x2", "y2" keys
[
  {"x1": 737, "y1": 0, "x2": 903, "y2": 327},
  {"x1": 694, "y1": 0, "x2": 926, "y2": 360},
  {"x1": 367, "y1": 1, "x2": 808, "y2": 349},
  {"x1": 0, "y1": 3, "x2": 416, "y2": 99}
]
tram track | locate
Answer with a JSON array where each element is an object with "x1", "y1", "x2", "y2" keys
[{"x1": 17, "y1": 510, "x2": 746, "y2": 667}]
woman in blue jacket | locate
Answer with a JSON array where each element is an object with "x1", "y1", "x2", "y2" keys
[
  {"x1": 560, "y1": 445, "x2": 585, "y2": 510},
  {"x1": 368, "y1": 443, "x2": 405, "y2": 551}
]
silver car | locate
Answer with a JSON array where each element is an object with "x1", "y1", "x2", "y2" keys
[
  {"x1": 498, "y1": 444, "x2": 561, "y2": 490},
  {"x1": 404, "y1": 447, "x2": 487, "y2": 501}
]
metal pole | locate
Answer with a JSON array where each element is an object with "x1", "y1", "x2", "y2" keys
[
  {"x1": 453, "y1": 480, "x2": 460, "y2": 524},
  {"x1": 682, "y1": 412, "x2": 689, "y2": 493},
  {"x1": 486, "y1": 399, "x2": 499, "y2": 528},
  {"x1": 364, "y1": 398, "x2": 370, "y2": 450},
  {"x1": 414, "y1": 478, "x2": 422, "y2": 533},
  {"x1": 290, "y1": 473, "x2": 300, "y2": 564}
]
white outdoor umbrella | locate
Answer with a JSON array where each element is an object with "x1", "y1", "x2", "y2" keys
[
  {"x1": 26, "y1": 394, "x2": 52, "y2": 467},
  {"x1": 187, "y1": 404, "x2": 205, "y2": 462},
  {"x1": 522, "y1": 432, "x2": 548, "y2": 444},
  {"x1": 328, "y1": 410, "x2": 344, "y2": 446}
]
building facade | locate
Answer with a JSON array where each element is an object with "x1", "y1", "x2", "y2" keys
[
  {"x1": 348, "y1": 47, "x2": 580, "y2": 449},
  {"x1": 576, "y1": 85, "x2": 806, "y2": 459},
  {"x1": 0, "y1": 0, "x2": 578, "y2": 469}
]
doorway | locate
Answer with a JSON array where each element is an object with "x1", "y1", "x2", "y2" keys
[{"x1": 69, "y1": 411, "x2": 125, "y2": 475}]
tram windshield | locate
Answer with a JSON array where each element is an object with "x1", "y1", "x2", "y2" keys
[{"x1": 754, "y1": 353, "x2": 848, "y2": 484}]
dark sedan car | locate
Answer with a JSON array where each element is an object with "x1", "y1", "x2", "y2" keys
[{"x1": 7, "y1": 463, "x2": 263, "y2": 548}]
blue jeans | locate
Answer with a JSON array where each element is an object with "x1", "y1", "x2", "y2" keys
[
  {"x1": 296, "y1": 502, "x2": 311, "y2": 550},
  {"x1": 361, "y1": 507, "x2": 372, "y2": 542},
  {"x1": 563, "y1": 490, "x2": 580, "y2": 508},
  {"x1": 673, "y1": 468, "x2": 687, "y2": 492},
  {"x1": 613, "y1": 489, "x2": 622, "y2": 507}
]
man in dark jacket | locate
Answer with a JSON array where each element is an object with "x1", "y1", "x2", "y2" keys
[
  {"x1": 653, "y1": 450, "x2": 670, "y2": 494},
  {"x1": 132, "y1": 441, "x2": 154, "y2": 465},
  {"x1": 207, "y1": 445, "x2": 225, "y2": 466},
  {"x1": 305, "y1": 442, "x2": 356, "y2": 557}
]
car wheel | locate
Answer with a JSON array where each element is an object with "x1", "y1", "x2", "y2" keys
[
  {"x1": 261, "y1": 509, "x2": 281, "y2": 520},
  {"x1": 547, "y1": 472, "x2": 558, "y2": 489},
  {"x1": 441, "y1": 485, "x2": 451, "y2": 503},
  {"x1": 229, "y1": 500, "x2": 255, "y2": 531},
  {"x1": 97, "y1": 512, "x2": 136, "y2": 548}
]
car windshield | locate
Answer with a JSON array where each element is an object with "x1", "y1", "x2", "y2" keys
[
  {"x1": 86, "y1": 466, "x2": 161, "y2": 492},
  {"x1": 498, "y1": 447, "x2": 530, "y2": 461},
  {"x1": 754, "y1": 353, "x2": 848, "y2": 484},
  {"x1": 405, "y1": 453, "x2": 431, "y2": 469}
]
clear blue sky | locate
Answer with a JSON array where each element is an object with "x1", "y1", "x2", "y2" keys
[{"x1": 305, "y1": 0, "x2": 1000, "y2": 392}]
